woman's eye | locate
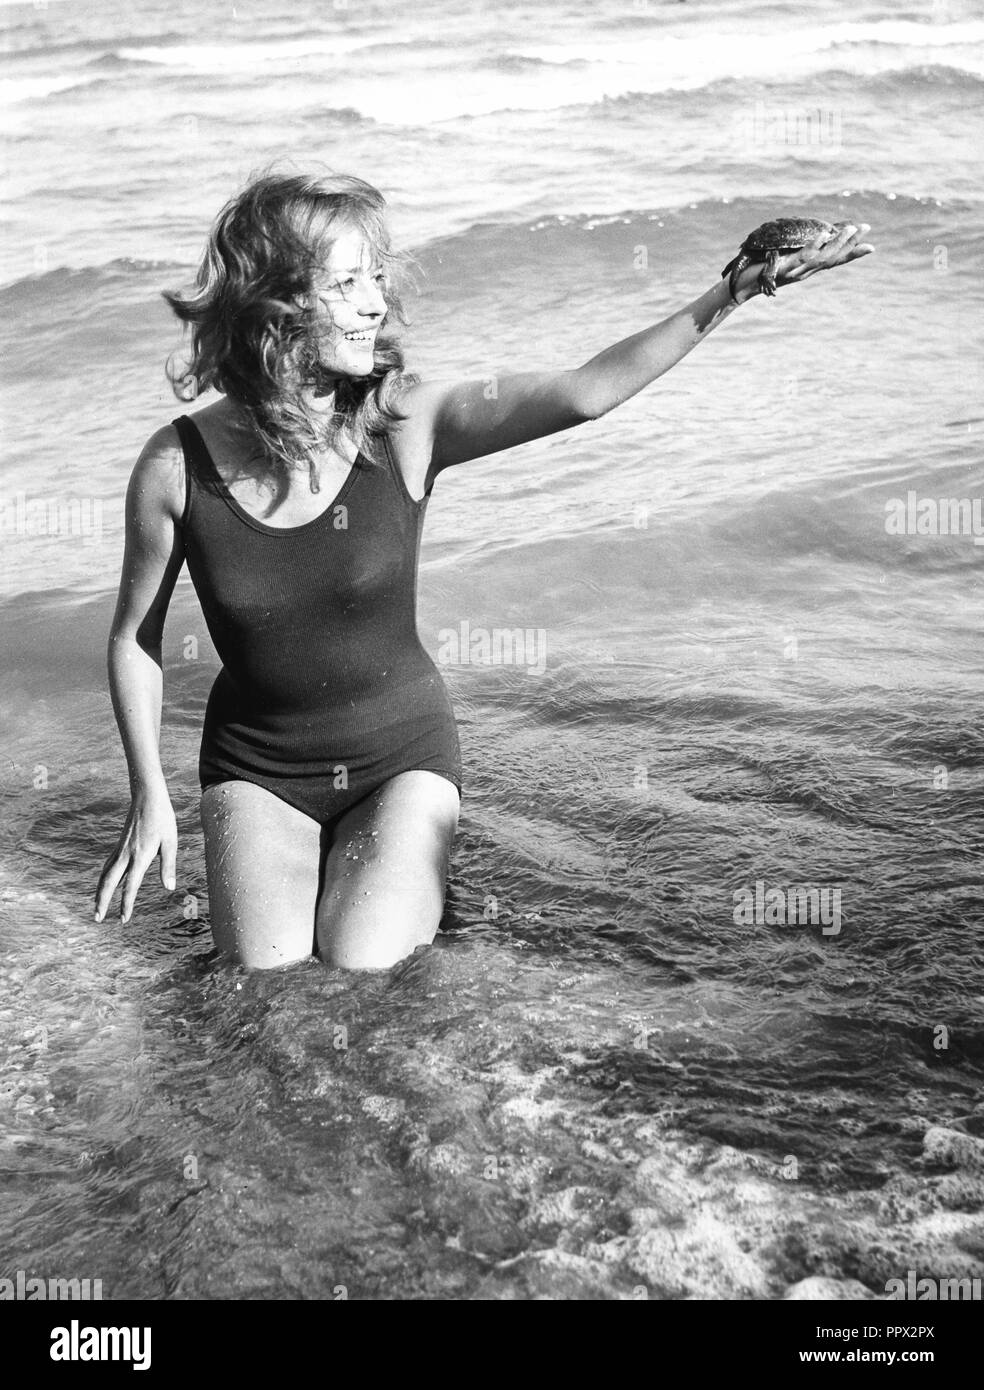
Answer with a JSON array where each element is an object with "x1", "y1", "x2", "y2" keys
[{"x1": 322, "y1": 270, "x2": 384, "y2": 295}]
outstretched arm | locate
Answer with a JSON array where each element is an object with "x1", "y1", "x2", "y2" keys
[{"x1": 396, "y1": 221, "x2": 873, "y2": 488}]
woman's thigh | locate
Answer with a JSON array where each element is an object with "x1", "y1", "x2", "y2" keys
[
  {"x1": 200, "y1": 780, "x2": 324, "y2": 969},
  {"x1": 316, "y1": 771, "x2": 460, "y2": 970}
]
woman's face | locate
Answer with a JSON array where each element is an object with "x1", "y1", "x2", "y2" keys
[{"x1": 307, "y1": 226, "x2": 387, "y2": 385}]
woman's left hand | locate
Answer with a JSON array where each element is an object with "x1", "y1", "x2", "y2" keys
[{"x1": 733, "y1": 222, "x2": 875, "y2": 303}]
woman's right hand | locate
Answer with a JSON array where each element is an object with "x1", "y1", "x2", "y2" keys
[{"x1": 94, "y1": 785, "x2": 178, "y2": 923}]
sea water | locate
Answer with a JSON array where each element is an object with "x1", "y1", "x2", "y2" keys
[{"x1": 1, "y1": 0, "x2": 982, "y2": 1298}]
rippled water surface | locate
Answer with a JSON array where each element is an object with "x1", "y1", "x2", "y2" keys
[{"x1": 1, "y1": 0, "x2": 983, "y2": 1299}]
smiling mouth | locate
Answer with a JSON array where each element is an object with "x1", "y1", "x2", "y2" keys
[{"x1": 343, "y1": 331, "x2": 375, "y2": 344}]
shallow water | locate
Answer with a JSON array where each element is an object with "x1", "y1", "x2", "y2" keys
[{"x1": 1, "y1": 0, "x2": 983, "y2": 1298}]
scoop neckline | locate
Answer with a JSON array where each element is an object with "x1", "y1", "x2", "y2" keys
[{"x1": 181, "y1": 413, "x2": 363, "y2": 536}]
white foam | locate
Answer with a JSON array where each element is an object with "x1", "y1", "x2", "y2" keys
[
  {"x1": 0, "y1": 73, "x2": 92, "y2": 104},
  {"x1": 256, "y1": 17, "x2": 984, "y2": 124},
  {"x1": 518, "y1": 20, "x2": 984, "y2": 68},
  {"x1": 109, "y1": 19, "x2": 984, "y2": 101},
  {"x1": 319, "y1": 39, "x2": 984, "y2": 125},
  {"x1": 115, "y1": 34, "x2": 382, "y2": 72},
  {"x1": 5, "y1": 17, "x2": 983, "y2": 117}
]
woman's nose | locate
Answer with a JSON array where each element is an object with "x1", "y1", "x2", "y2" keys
[{"x1": 359, "y1": 280, "x2": 386, "y2": 318}]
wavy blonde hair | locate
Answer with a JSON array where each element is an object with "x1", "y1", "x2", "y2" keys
[{"x1": 163, "y1": 167, "x2": 416, "y2": 490}]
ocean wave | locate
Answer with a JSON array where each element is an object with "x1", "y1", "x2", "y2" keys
[
  {"x1": 0, "y1": 73, "x2": 93, "y2": 104},
  {"x1": 47, "y1": 74, "x2": 140, "y2": 100},
  {"x1": 416, "y1": 189, "x2": 956, "y2": 264},
  {"x1": 475, "y1": 50, "x2": 590, "y2": 74},
  {"x1": 318, "y1": 33, "x2": 984, "y2": 124},
  {"x1": 320, "y1": 104, "x2": 370, "y2": 124},
  {"x1": 415, "y1": 60, "x2": 984, "y2": 127},
  {"x1": 0, "y1": 38, "x2": 385, "y2": 107},
  {"x1": 0, "y1": 257, "x2": 189, "y2": 304},
  {"x1": 1, "y1": 189, "x2": 958, "y2": 304},
  {"x1": 595, "y1": 62, "x2": 984, "y2": 111},
  {"x1": 112, "y1": 33, "x2": 384, "y2": 71},
  {"x1": 101, "y1": 32, "x2": 483, "y2": 70},
  {"x1": 516, "y1": 19, "x2": 984, "y2": 67},
  {"x1": 2, "y1": 30, "x2": 186, "y2": 63},
  {"x1": 858, "y1": 60, "x2": 984, "y2": 91},
  {"x1": 6, "y1": 18, "x2": 983, "y2": 118},
  {"x1": 86, "y1": 51, "x2": 142, "y2": 69},
  {"x1": 444, "y1": 19, "x2": 984, "y2": 116}
]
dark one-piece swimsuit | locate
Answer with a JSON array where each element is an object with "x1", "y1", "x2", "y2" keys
[{"x1": 172, "y1": 413, "x2": 462, "y2": 832}]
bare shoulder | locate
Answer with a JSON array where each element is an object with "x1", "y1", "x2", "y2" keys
[{"x1": 129, "y1": 422, "x2": 186, "y2": 525}]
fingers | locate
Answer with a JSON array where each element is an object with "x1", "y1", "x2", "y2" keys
[
  {"x1": 826, "y1": 220, "x2": 862, "y2": 247},
  {"x1": 160, "y1": 834, "x2": 178, "y2": 893},
  {"x1": 94, "y1": 847, "x2": 128, "y2": 923},
  {"x1": 95, "y1": 837, "x2": 175, "y2": 922},
  {"x1": 823, "y1": 222, "x2": 874, "y2": 264},
  {"x1": 777, "y1": 222, "x2": 874, "y2": 286},
  {"x1": 775, "y1": 258, "x2": 812, "y2": 282},
  {"x1": 119, "y1": 855, "x2": 154, "y2": 924}
]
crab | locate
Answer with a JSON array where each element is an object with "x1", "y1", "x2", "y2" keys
[{"x1": 721, "y1": 217, "x2": 839, "y2": 300}]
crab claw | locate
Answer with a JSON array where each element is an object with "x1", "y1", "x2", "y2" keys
[
  {"x1": 722, "y1": 254, "x2": 747, "y2": 302},
  {"x1": 759, "y1": 250, "x2": 781, "y2": 297}
]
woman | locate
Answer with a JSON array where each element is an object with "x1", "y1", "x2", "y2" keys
[{"x1": 93, "y1": 170, "x2": 872, "y2": 971}]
